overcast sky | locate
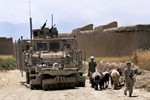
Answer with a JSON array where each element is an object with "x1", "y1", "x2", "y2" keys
[{"x1": 0, "y1": 0, "x2": 150, "y2": 40}]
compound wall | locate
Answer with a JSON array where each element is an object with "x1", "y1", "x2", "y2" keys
[
  {"x1": 0, "y1": 37, "x2": 14, "y2": 55},
  {"x1": 71, "y1": 25, "x2": 150, "y2": 58}
]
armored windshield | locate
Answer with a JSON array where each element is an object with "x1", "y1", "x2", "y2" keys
[
  {"x1": 37, "y1": 43, "x2": 47, "y2": 51},
  {"x1": 49, "y1": 42, "x2": 60, "y2": 52}
]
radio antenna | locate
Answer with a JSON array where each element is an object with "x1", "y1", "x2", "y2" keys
[
  {"x1": 29, "y1": 1, "x2": 31, "y2": 18},
  {"x1": 29, "y1": 1, "x2": 32, "y2": 40},
  {"x1": 51, "y1": 14, "x2": 53, "y2": 27}
]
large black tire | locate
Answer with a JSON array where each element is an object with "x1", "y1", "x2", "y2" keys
[
  {"x1": 53, "y1": 84, "x2": 59, "y2": 90},
  {"x1": 30, "y1": 84, "x2": 34, "y2": 90},
  {"x1": 59, "y1": 84, "x2": 64, "y2": 89},
  {"x1": 26, "y1": 72, "x2": 30, "y2": 84},
  {"x1": 80, "y1": 82, "x2": 85, "y2": 87},
  {"x1": 43, "y1": 84, "x2": 48, "y2": 91},
  {"x1": 64, "y1": 83, "x2": 70, "y2": 89},
  {"x1": 48, "y1": 84, "x2": 54, "y2": 90},
  {"x1": 69, "y1": 83, "x2": 75, "y2": 89}
]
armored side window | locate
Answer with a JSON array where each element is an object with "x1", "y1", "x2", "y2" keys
[
  {"x1": 49, "y1": 42, "x2": 60, "y2": 52},
  {"x1": 37, "y1": 43, "x2": 47, "y2": 51}
]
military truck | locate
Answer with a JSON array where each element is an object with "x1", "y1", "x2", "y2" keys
[{"x1": 17, "y1": 22, "x2": 85, "y2": 90}]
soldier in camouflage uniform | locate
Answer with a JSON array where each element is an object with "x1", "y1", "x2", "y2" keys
[
  {"x1": 124, "y1": 61, "x2": 135, "y2": 97},
  {"x1": 88, "y1": 56, "x2": 97, "y2": 86}
]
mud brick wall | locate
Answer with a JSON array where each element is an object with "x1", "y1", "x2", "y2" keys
[
  {"x1": 0, "y1": 37, "x2": 14, "y2": 55},
  {"x1": 71, "y1": 24, "x2": 150, "y2": 58}
]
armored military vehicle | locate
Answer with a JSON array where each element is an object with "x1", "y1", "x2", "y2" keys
[{"x1": 17, "y1": 20, "x2": 85, "y2": 90}]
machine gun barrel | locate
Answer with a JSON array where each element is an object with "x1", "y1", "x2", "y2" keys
[{"x1": 41, "y1": 20, "x2": 47, "y2": 29}]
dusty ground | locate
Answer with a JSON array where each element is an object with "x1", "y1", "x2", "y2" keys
[
  {"x1": 135, "y1": 70, "x2": 150, "y2": 92},
  {"x1": 0, "y1": 70, "x2": 150, "y2": 100}
]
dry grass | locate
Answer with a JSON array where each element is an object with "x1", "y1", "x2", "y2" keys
[
  {"x1": 94, "y1": 50, "x2": 150, "y2": 71},
  {"x1": 95, "y1": 56, "x2": 131, "y2": 63},
  {"x1": 0, "y1": 55, "x2": 14, "y2": 60},
  {"x1": 136, "y1": 50, "x2": 150, "y2": 71},
  {"x1": 0, "y1": 55, "x2": 17, "y2": 71}
]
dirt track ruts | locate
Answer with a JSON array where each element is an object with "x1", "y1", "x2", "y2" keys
[{"x1": 0, "y1": 70, "x2": 149, "y2": 100}]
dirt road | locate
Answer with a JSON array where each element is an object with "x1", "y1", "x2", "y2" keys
[{"x1": 0, "y1": 70, "x2": 149, "y2": 100}]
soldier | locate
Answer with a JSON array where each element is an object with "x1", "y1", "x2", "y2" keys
[
  {"x1": 88, "y1": 56, "x2": 97, "y2": 85},
  {"x1": 124, "y1": 61, "x2": 135, "y2": 97}
]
